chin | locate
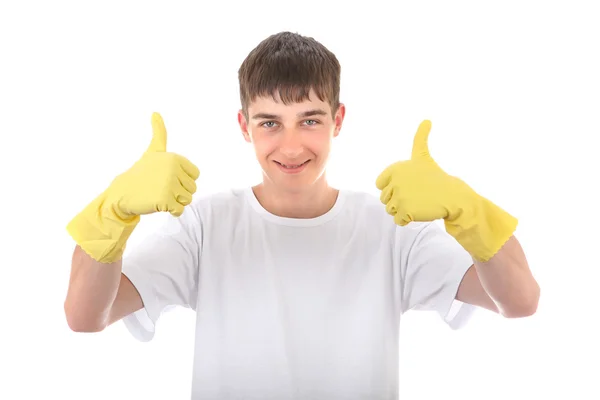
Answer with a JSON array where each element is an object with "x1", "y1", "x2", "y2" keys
[
  {"x1": 272, "y1": 175, "x2": 315, "y2": 191},
  {"x1": 266, "y1": 165, "x2": 323, "y2": 191}
]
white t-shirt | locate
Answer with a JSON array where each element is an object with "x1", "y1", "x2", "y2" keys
[{"x1": 121, "y1": 187, "x2": 475, "y2": 399}]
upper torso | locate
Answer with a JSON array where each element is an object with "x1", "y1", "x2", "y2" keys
[
  {"x1": 122, "y1": 187, "x2": 474, "y2": 399},
  {"x1": 192, "y1": 188, "x2": 402, "y2": 399}
]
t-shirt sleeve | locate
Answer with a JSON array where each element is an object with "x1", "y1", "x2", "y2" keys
[
  {"x1": 120, "y1": 207, "x2": 202, "y2": 342},
  {"x1": 397, "y1": 221, "x2": 476, "y2": 330}
]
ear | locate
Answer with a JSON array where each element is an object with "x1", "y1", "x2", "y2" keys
[
  {"x1": 237, "y1": 109, "x2": 252, "y2": 143},
  {"x1": 333, "y1": 103, "x2": 346, "y2": 138}
]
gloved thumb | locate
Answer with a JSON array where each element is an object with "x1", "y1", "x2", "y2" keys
[
  {"x1": 411, "y1": 120, "x2": 433, "y2": 161},
  {"x1": 146, "y1": 112, "x2": 167, "y2": 153}
]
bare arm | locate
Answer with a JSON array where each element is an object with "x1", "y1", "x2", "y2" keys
[
  {"x1": 64, "y1": 245, "x2": 143, "y2": 332},
  {"x1": 457, "y1": 235, "x2": 540, "y2": 318}
]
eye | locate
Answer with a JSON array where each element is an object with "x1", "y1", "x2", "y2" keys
[
  {"x1": 304, "y1": 119, "x2": 319, "y2": 126},
  {"x1": 261, "y1": 121, "x2": 277, "y2": 128}
]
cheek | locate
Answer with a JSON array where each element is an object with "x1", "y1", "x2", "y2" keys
[
  {"x1": 306, "y1": 133, "x2": 332, "y2": 155},
  {"x1": 252, "y1": 135, "x2": 277, "y2": 158}
]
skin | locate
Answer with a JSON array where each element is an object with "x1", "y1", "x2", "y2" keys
[{"x1": 238, "y1": 89, "x2": 345, "y2": 219}]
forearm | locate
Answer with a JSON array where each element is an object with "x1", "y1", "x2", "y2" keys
[
  {"x1": 473, "y1": 235, "x2": 540, "y2": 318},
  {"x1": 64, "y1": 245, "x2": 123, "y2": 332}
]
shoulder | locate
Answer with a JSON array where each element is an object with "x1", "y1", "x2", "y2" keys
[
  {"x1": 188, "y1": 187, "x2": 247, "y2": 213},
  {"x1": 339, "y1": 189, "x2": 426, "y2": 231},
  {"x1": 142, "y1": 188, "x2": 249, "y2": 242},
  {"x1": 340, "y1": 189, "x2": 445, "y2": 244},
  {"x1": 338, "y1": 189, "x2": 388, "y2": 219},
  {"x1": 184, "y1": 187, "x2": 251, "y2": 226}
]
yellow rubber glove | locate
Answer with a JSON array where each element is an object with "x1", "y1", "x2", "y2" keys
[
  {"x1": 375, "y1": 120, "x2": 518, "y2": 262},
  {"x1": 66, "y1": 112, "x2": 200, "y2": 263}
]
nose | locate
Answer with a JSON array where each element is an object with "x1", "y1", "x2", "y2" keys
[{"x1": 279, "y1": 130, "x2": 304, "y2": 159}]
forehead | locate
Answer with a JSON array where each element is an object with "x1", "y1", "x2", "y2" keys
[{"x1": 248, "y1": 88, "x2": 330, "y2": 116}]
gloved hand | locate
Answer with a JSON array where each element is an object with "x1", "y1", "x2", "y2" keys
[
  {"x1": 66, "y1": 112, "x2": 200, "y2": 263},
  {"x1": 375, "y1": 120, "x2": 518, "y2": 262}
]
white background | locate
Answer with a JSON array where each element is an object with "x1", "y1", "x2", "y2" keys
[{"x1": 1, "y1": 1, "x2": 599, "y2": 399}]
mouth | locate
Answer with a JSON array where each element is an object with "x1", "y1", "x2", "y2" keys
[{"x1": 274, "y1": 160, "x2": 311, "y2": 173}]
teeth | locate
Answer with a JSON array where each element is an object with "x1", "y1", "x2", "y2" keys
[{"x1": 280, "y1": 161, "x2": 307, "y2": 169}]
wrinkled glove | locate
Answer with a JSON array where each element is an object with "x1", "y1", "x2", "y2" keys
[
  {"x1": 376, "y1": 120, "x2": 517, "y2": 262},
  {"x1": 66, "y1": 112, "x2": 200, "y2": 263}
]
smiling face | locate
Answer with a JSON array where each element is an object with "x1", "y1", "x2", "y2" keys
[{"x1": 238, "y1": 89, "x2": 345, "y2": 193}]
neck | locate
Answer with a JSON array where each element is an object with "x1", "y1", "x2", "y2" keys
[{"x1": 252, "y1": 177, "x2": 339, "y2": 219}]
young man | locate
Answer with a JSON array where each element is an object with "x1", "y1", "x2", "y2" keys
[{"x1": 64, "y1": 31, "x2": 539, "y2": 399}]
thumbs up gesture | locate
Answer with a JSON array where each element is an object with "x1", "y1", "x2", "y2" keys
[
  {"x1": 109, "y1": 112, "x2": 200, "y2": 218},
  {"x1": 375, "y1": 120, "x2": 518, "y2": 262},
  {"x1": 66, "y1": 112, "x2": 200, "y2": 263}
]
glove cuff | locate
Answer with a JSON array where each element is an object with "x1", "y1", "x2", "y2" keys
[
  {"x1": 444, "y1": 194, "x2": 518, "y2": 262},
  {"x1": 66, "y1": 191, "x2": 140, "y2": 263}
]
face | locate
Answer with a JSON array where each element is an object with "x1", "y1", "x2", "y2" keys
[{"x1": 238, "y1": 89, "x2": 345, "y2": 193}]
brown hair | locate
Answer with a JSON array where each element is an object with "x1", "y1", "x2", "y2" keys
[{"x1": 238, "y1": 31, "x2": 341, "y2": 120}]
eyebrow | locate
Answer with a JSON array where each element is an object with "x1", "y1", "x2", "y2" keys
[{"x1": 251, "y1": 109, "x2": 328, "y2": 120}]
